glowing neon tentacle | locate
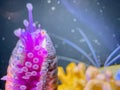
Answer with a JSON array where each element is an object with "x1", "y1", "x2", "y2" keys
[
  {"x1": 52, "y1": 34, "x2": 97, "y2": 67},
  {"x1": 104, "y1": 46, "x2": 120, "y2": 66},
  {"x1": 57, "y1": 55, "x2": 79, "y2": 63},
  {"x1": 78, "y1": 29, "x2": 100, "y2": 67},
  {"x1": 105, "y1": 54, "x2": 120, "y2": 66}
]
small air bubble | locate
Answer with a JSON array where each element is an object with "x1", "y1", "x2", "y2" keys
[
  {"x1": 57, "y1": 1, "x2": 60, "y2": 4},
  {"x1": 71, "y1": 29, "x2": 75, "y2": 33},
  {"x1": 51, "y1": 6, "x2": 56, "y2": 11},
  {"x1": 73, "y1": 0, "x2": 76, "y2": 3},
  {"x1": 73, "y1": 18, "x2": 77, "y2": 22},
  {"x1": 97, "y1": 2, "x2": 100, "y2": 5},
  {"x1": 38, "y1": 24, "x2": 41, "y2": 28},
  {"x1": 99, "y1": 9, "x2": 103, "y2": 13},
  {"x1": 8, "y1": 16, "x2": 11, "y2": 20},
  {"x1": 47, "y1": 0, "x2": 51, "y2": 4},
  {"x1": 2, "y1": 37, "x2": 5, "y2": 41}
]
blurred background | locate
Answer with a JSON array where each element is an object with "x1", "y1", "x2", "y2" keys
[{"x1": 0, "y1": 0, "x2": 120, "y2": 89}]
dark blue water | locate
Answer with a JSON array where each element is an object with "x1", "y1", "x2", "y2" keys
[{"x1": 0, "y1": 0, "x2": 120, "y2": 89}]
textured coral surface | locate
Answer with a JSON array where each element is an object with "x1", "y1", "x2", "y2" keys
[{"x1": 58, "y1": 62, "x2": 120, "y2": 90}]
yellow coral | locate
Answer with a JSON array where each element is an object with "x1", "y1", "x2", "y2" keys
[
  {"x1": 58, "y1": 62, "x2": 120, "y2": 90},
  {"x1": 58, "y1": 62, "x2": 86, "y2": 90}
]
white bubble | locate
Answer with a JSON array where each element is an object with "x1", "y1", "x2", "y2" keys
[
  {"x1": 51, "y1": 6, "x2": 56, "y2": 11},
  {"x1": 8, "y1": 16, "x2": 11, "y2": 20},
  {"x1": 99, "y1": 9, "x2": 103, "y2": 13},
  {"x1": 71, "y1": 29, "x2": 75, "y2": 33},
  {"x1": 79, "y1": 38, "x2": 85, "y2": 42},
  {"x1": 57, "y1": 0, "x2": 61, "y2": 4},
  {"x1": 73, "y1": 18, "x2": 77, "y2": 22},
  {"x1": 97, "y1": 2, "x2": 100, "y2": 5},
  {"x1": 2, "y1": 37, "x2": 5, "y2": 41},
  {"x1": 93, "y1": 39, "x2": 101, "y2": 46},
  {"x1": 48, "y1": 0, "x2": 52, "y2": 4},
  {"x1": 113, "y1": 34, "x2": 116, "y2": 37},
  {"x1": 73, "y1": 0, "x2": 76, "y2": 3}
]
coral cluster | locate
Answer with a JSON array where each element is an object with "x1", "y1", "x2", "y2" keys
[
  {"x1": 1, "y1": 3, "x2": 57, "y2": 90},
  {"x1": 58, "y1": 62, "x2": 120, "y2": 90}
]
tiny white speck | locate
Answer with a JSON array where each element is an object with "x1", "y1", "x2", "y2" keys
[
  {"x1": 8, "y1": 16, "x2": 11, "y2": 20},
  {"x1": 97, "y1": 2, "x2": 100, "y2": 5},
  {"x1": 51, "y1": 6, "x2": 56, "y2": 11},
  {"x1": 113, "y1": 34, "x2": 116, "y2": 37},
  {"x1": 48, "y1": 0, "x2": 52, "y2": 4},
  {"x1": 73, "y1": 18, "x2": 77, "y2": 22},
  {"x1": 79, "y1": 38, "x2": 85, "y2": 42},
  {"x1": 2, "y1": 37, "x2": 5, "y2": 41},
  {"x1": 100, "y1": 9, "x2": 103, "y2": 13},
  {"x1": 73, "y1": 0, "x2": 76, "y2": 3},
  {"x1": 71, "y1": 29, "x2": 75, "y2": 33},
  {"x1": 93, "y1": 39, "x2": 101, "y2": 45},
  {"x1": 57, "y1": 0, "x2": 61, "y2": 4}
]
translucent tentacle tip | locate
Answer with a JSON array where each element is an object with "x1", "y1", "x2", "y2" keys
[{"x1": 26, "y1": 3, "x2": 33, "y2": 10}]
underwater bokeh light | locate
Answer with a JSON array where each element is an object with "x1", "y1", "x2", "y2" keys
[{"x1": 0, "y1": 0, "x2": 120, "y2": 89}]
